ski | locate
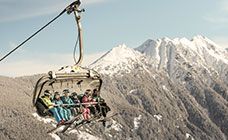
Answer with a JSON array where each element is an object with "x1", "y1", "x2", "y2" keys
[
  {"x1": 47, "y1": 112, "x2": 117, "y2": 133},
  {"x1": 47, "y1": 123, "x2": 65, "y2": 134},
  {"x1": 98, "y1": 112, "x2": 118, "y2": 123},
  {"x1": 86, "y1": 112, "x2": 118, "y2": 128},
  {"x1": 74, "y1": 112, "x2": 102, "y2": 129},
  {"x1": 61, "y1": 115, "x2": 82, "y2": 133},
  {"x1": 47, "y1": 114, "x2": 82, "y2": 134}
]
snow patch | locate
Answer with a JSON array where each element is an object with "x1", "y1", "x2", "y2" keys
[
  {"x1": 33, "y1": 113, "x2": 64, "y2": 140},
  {"x1": 129, "y1": 89, "x2": 137, "y2": 94},
  {"x1": 110, "y1": 119, "x2": 123, "y2": 131},
  {"x1": 108, "y1": 134, "x2": 113, "y2": 137},
  {"x1": 32, "y1": 113, "x2": 55, "y2": 124},
  {"x1": 104, "y1": 119, "x2": 123, "y2": 133},
  {"x1": 186, "y1": 133, "x2": 194, "y2": 140},
  {"x1": 162, "y1": 85, "x2": 168, "y2": 91},
  {"x1": 69, "y1": 130, "x2": 101, "y2": 140},
  {"x1": 49, "y1": 133, "x2": 61, "y2": 140},
  {"x1": 154, "y1": 114, "x2": 162, "y2": 121},
  {"x1": 134, "y1": 115, "x2": 142, "y2": 130}
]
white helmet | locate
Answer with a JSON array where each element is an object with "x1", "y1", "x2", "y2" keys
[{"x1": 44, "y1": 90, "x2": 51, "y2": 96}]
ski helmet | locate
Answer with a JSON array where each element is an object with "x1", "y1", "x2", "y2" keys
[
  {"x1": 54, "y1": 91, "x2": 60, "y2": 96},
  {"x1": 63, "y1": 89, "x2": 70, "y2": 94},
  {"x1": 72, "y1": 92, "x2": 77, "y2": 96},
  {"x1": 44, "y1": 90, "x2": 51, "y2": 96}
]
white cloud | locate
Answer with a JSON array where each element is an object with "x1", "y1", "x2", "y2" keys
[
  {"x1": 0, "y1": 0, "x2": 107, "y2": 23},
  {"x1": 0, "y1": 52, "x2": 105, "y2": 77}
]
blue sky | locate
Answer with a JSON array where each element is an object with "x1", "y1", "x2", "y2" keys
[{"x1": 1, "y1": 0, "x2": 228, "y2": 76}]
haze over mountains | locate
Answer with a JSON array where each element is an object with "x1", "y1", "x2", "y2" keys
[{"x1": 1, "y1": 35, "x2": 228, "y2": 140}]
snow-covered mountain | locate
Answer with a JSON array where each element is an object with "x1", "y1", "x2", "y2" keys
[
  {"x1": 135, "y1": 35, "x2": 228, "y2": 85},
  {"x1": 88, "y1": 35, "x2": 228, "y2": 139},
  {"x1": 1, "y1": 35, "x2": 228, "y2": 140},
  {"x1": 90, "y1": 35, "x2": 228, "y2": 86}
]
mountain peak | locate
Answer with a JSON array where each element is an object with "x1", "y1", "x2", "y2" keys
[
  {"x1": 191, "y1": 35, "x2": 217, "y2": 47},
  {"x1": 108, "y1": 44, "x2": 128, "y2": 55},
  {"x1": 192, "y1": 35, "x2": 207, "y2": 40},
  {"x1": 161, "y1": 37, "x2": 171, "y2": 42},
  {"x1": 90, "y1": 44, "x2": 146, "y2": 76},
  {"x1": 135, "y1": 35, "x2": 228, "y2": 75}
]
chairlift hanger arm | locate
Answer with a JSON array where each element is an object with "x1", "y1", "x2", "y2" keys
[
  {"x1": 66, "y1": 1, "x2": 85, "y2": 67},
  {"x1": 0, "y1": 0, "x2": 84, "y2": 63}
]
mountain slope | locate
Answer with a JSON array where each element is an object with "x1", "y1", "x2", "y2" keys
[
  {"x1": 89, "y1": 35, "x2": 228, "y2": 139},
  {"x1": 135, "y1": 35, "x2": 228, "y2": 86},
  {"x1": 0, "y1": 35, "x2": 228, "y2": 140}
]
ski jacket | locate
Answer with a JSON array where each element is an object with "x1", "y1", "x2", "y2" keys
[
  {"x1": 81, "y1": 95, "x2": 95, "y2": 107},
  {"x1": 77, "y1": 94, "x2": 84, "y2": 102},
  {"x1": 71, "y1": 97, "x2": 80, "y2": 104},
  {"x1": 60, "y1": 96, "x2": 74, "y2": 104},
  {"x1": 52, "y1": 99, "x2": 64, "y2": 105},
  {"x1": 41, "y1": 96, "x2": 55, "y2": 109},
  {"x1": 92, "y1": 95, "x2": 104, "y2": 102}
]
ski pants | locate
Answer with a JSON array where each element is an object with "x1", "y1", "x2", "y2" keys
[
  {"x1": 50, "y1": 107, "x2": 64, "y2": 123},
  {"x1": 64, "y1": 108, "x2": 72, "y2": 120},
  {"x1": 56, "y1": 107, "x2": 69, "y2": 121},
  {"x1": 82, "y1": 107, "x2": 90, "y2": 119}
]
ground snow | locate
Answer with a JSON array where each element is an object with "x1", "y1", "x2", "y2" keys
[
  {"x1": 134, "y1": 115, "x2": 142, "y2": 130},
  {"x1": 129, "y1": 89, "x2": 137, "y2": 95},
  {"x1": 186, "y1": 133, "x2": 195, "y2": 140},
  {"x1": 154, "y1": 114, "x2": 162, "y2": 122},
  {"x1": 32, "y1": 113, "x2": 55, "y2": 124},
  {"x1": 49, "y1": 133, "x2": 61, "y2": 140},
  {"x1": 33, "y1": 113, "x2": 100, "y2": 140},
  {"x1": 108, "y1": 134, "x2": 113, "y2": 137},
  {"x1": 110, "y1": 119, "x2": 123, "y2": 131},
  {"x1": 69, "y1": 130, "x2": 101, "y2": 140},
  {"x1": 162, "y1": 85, "x2": 168, "y2": 91}
]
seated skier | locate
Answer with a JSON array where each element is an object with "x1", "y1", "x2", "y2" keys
[
  {"x1": 92, "y1": 89, "x2": 104, "y2": 102},
  {"x1": 40, "y1": 90, "x2": 65, "y2": 126},
  {"x1": 81, "y1": 89, "x2": 94, "y2": 119},
  {"x1": 70, "y1": 92, "x2": 81, "y2": 116},
  {"x1": 92, "y1": 89, "x2": 110, "y2": 117},
  {"x1": 71, "y1": 92, "x2": 80, "y2": 104},
  {"x1": 73, "y1": 90, "x2": 93, "y2": 125},
  {"x1": 60, "y1": 89, "x2": 73, "y2": 120},
  {"x1": 92, "y1": 89, "x2": 111, "y2": 127},
  {"x1": 52, "y1": 91, "x2": 70, "y2": 121}
]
